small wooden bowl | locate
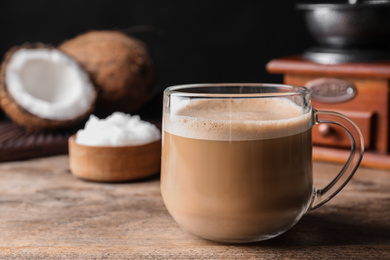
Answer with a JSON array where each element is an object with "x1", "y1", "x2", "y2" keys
[{"x1": 68, "y1": 135, "x2": 161, "y2": 182}]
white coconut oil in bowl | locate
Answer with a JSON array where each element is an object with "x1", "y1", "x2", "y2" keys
[{"x1": 69, "y1": 112, "x2": 161, "y2": 182}]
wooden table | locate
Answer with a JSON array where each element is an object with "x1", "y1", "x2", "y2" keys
[{"x1": 0, "y1": 155, "x2": 389, "y2": 259}]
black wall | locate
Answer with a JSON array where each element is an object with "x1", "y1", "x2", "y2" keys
[{"x1": 0, "y1": 0, "x2": 314, "y2": 94}]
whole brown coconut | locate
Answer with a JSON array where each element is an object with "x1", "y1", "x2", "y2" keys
[
  {"x1": 59, "y1": 30, "x2": 155, "y2": 115},
  {"x1": 0, "y1": 43, "x2": 97, "y2": 131}
]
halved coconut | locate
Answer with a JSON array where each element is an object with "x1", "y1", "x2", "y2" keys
[
  {"x1": 59, "y1": 30, "x2": 155, "y2": 116},
  {"x1": 0, "y1": 43, "x2": 97, "y2": 130}
]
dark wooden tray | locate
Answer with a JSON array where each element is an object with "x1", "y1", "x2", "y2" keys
[{"x1": 0, "y1": 121, "x2": 72, "y2": 162}]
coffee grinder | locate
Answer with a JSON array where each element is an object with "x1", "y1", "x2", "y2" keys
[{"x1": 266, "y1": 0, "x2": 390, "y2": 169}]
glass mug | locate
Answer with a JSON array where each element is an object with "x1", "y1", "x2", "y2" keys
[{"x1": 161, "y1": 83, "x2": 364, "y2": 243}]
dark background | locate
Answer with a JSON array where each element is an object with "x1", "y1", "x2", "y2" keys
[{"x1": 0, "y1": 0, "x2": 316, "y2": 114}]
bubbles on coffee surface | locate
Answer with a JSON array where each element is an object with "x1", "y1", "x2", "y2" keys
[{"x1": 165, "y1": 98, "x2": 312, "y2": 141}]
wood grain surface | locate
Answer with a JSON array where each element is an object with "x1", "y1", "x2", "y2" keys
[{"x1": 0, "y1": 155, "x2": 389, "y2": 259}]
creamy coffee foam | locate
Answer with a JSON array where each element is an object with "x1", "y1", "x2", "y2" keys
[{"x1": 164, "y1": 98, "x2": 312, "y2": 141}]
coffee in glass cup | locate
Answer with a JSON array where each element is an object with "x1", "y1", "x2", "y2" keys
[{"x1": 161, "y1": 84, "x2": 364, "y2": 243}]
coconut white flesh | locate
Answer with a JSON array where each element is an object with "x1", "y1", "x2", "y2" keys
[{"x1": 5, "y1": 48, "x2": 95, "y2": 120}]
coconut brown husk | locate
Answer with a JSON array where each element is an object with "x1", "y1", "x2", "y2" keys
[
  {"x1": 0, "y1": 43, "x2": 97, "y2": 131},
  {"x1": 68, "y1": 135, "x2": 161, "y2": 182},
  {"x1": 59, "y1": 30, "x2": 155, "y2": 116}
]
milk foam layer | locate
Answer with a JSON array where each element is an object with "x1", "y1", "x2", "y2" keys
[{"x1": 165, "y1": 98, "x2": 312, "y2": 141}]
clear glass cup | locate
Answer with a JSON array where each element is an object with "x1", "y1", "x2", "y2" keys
[{"x1": 161, "y1": 83, "x2": 364, "y2": 243}]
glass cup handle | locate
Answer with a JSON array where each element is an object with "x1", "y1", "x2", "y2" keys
[{"x1": 309, "y1": 109, "x2": 365, "y2": 211}]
